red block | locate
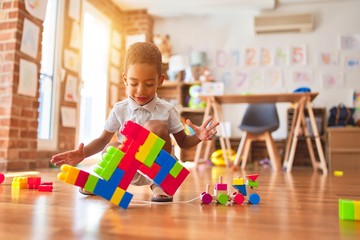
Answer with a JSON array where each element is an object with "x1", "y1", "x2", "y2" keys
[
  {"x1": 118, "y1": 154, "x2": 138, "y2": 172},
  {"x1": 27, "y1": 177, "x2": 41, "y2": 189},
  {"x1": 119, "y1": 139, "x2": 141, "y2": 158},
  {"x1": 38, "y1": 184, "x2": 53, "y2": 192},
  {"x1": 120, "y1": 121, "x2": 150, "y2": 145},
  {"x1": 139, "y1": 162, "x2": 161, "y2": 180},
  {"x1": 246, "y1": 174, "x2": 259, "y2": 182},
  {"x1": 118, "y1": 159, "x2": 142, "y2": 190},
  {"x1": 160, "y1": 167, "x2": 190, "y2": 196},
  {"x1": 74, "y1": 170, "x2": 90, "y2": 188}
]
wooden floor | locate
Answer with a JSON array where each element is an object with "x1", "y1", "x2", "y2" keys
[{"x1": 0, "y1": 163, "x2": 360, "y2": 240}]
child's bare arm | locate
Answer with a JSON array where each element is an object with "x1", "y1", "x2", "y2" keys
[
  {"x1": 173, "y1": 117, "x2": 219, "y2": 150},
  {"x1": 50, "y1": 130, "x2": 114, "y2": 166}
]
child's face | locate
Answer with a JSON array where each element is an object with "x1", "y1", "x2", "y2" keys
[{"x1": 123, "y1": 63, "x2": 164, "y2": 106}]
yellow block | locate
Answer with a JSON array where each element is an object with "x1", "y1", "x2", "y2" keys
[
  {"x1": 354, "y1": 200, "x2": 360, "y2": 220},
  {"x1": 58, "y1": 165, "x2": 80, "y2": 185},
  {"x1": 136, "y1": 132, "x2": 158, "y2": 162},
  {"x1": 12, "y1": 177, "x2": 28, "y2": 189},
  {"x1": 334, "y1": 171, "x2": 343, "y2": 177},
  {"x1": 110, "y1": 187, "x2": 125, "y2": 205},
  {"x1": 233, "y1": 178, "x2": 244, "y2": 185}
]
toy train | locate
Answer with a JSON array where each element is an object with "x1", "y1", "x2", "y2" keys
[{"x1": 200, "y1": 174, "x2": 260, "y2": 205}]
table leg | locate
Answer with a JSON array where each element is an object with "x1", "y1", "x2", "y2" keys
[{"x1": 283, "y1": 103, "x2": 299, "y2": 168}]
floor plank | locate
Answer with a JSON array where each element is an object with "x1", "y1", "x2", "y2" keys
[{"x1": 0, "y1": 164, "x2": 360, "y2": 240}]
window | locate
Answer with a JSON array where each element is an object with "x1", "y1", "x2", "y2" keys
[{"x1": 37, "y1": 0, "x2": 63, "y2": 150}]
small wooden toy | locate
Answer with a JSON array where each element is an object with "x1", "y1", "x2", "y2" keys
[{"x1": 200, "y1": 174, "x2": 261, "y2": 206}]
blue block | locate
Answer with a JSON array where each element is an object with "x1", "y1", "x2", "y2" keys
[
  {"x1": 153, "y1": 155, "x2": 176, "y2": 185},
  {"x1": 93, "y1": 179, "x2": 117, "y2": 201},
  {"x1": 109, "y1": 168, "x2": 124, "y2": 186},
  {"x1": 233, "y1": 184, "x2": 247, "y2": 196},
  {"x1": 119, "y1": 191, "x2": 133, "y2": 209},
  {"x1": 154, "y1": 150, "x2": 170, "y2": 166}
]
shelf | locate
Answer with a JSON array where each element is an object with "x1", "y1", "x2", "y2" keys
[{"x1": 179, "y1": 107, "x2": 206, "y2": 113}]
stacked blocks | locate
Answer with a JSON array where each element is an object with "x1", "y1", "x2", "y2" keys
[
  {"x1": 57, "y1": 120, "x2": 190, "y2": 209},
  {"x1": 339, "y1": 199, "x2": 360, "y2": 221}
]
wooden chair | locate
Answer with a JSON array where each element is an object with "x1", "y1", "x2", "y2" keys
[{"x1": 234, "y1": 103, "x2": 281, "y2": 171}]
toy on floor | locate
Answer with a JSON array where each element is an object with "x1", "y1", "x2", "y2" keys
[
  {"x1": 0, "y1": 172, "x2": 4, "y2": 184},
  {"x1": 339, "y1": 199, "x2": 360, "y2": 221},
  {"x1": 11, "y1": 176, "x2": 52, "y2": 191},
  {"x1": 57, "y1": 120, "x2": 190, "y2": 209},
  {"x1": 200, "y1": 174, "x2": 261, "y2": 205}
]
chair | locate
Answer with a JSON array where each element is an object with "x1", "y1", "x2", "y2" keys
[{"x1": 234, "y1": 103, "x2": 281, "y2": 170}]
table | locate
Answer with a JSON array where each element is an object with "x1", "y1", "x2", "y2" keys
[{"x1": 194, "y1": 92, "x2": 328, "y2": 175}]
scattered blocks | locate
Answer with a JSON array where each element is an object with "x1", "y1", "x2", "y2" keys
[
  {"x1": 12, "y1": 177, "x2": 28, "y2": 189},
  {"x1": 57, "y1": 120, "x2": 190, "y2": 209},
  {"x1": 27, "y1": 177, "x2": 41, "y2": 189},
  {"x1": 38, "y1": 182, "x2": 53, "y2": 192}
]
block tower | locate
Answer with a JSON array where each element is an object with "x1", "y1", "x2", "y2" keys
[{"x1": 57, "y1": 120, "x2": 190, "y2": 209}]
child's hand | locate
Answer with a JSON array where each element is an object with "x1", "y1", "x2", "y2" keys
[
  {"x1": 186, "y1": 117, "x2": 220, "y2": 141},
  {"x1": 50, "y1": 143, "x2": 86, "y2": 167}
]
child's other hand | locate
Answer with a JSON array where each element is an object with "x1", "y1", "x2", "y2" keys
[
  {"x1": 186, "y1": 117, "x2": 219, "y2": 141},
  {"x1": 50, "y1": 143, "x2": 86, "y2": 167}
]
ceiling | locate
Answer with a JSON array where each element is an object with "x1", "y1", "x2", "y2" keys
[{"x1": 110, "y1": 0, "x2": 353, "y2": 17}]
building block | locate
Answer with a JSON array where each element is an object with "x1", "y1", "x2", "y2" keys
[
  {"x1": 38, "y1": 183, "x2": 53, "y2": 192},
  {"x1": 248, "y1": 193, "x2": 260, "y2": 204},
  {"x1": 83, "y1": 174, "x2": 99, "y2": 193},
  {"x1": 215, "y1": 183, "x2": 228, "y2": 191},
  {"x1": 136, "y1": 132, "x2": 158, "y2": 163},
  {"x1": 57, "y1": 164, "x2": 80, "y2": 185},
  {"x1": 233, "y1": 177, "x2": 245, "y2": 185},
  {"x1": 139, "y1": 162, "x2": 161, "y2": 180},
  {"x1": 143, "y1": 137, "x2": 165, "y2": 167},
  {"x1": 153, "y1": 151, "x2": 177, "y2": 185},
  {"x1": 94, "y1": 146, "x2": 124, "y2": 181},
  {"x1": 160, "y1": 167, "x2": 190, "y2": 196},
  {"x1": 233, "y1": 184, "x2": 247, "y2": 196},
  {"x1": 110, "y1": 187, "x2": 125, "y2": 205},
  {"x1": 169, "y1": 162, "x2": 183, "y2": 178},
  {"x1": 339, "y1": 199, "x2": 355, "y2": 221},
  {"x1": 0, "y1": 172, "x2": 5, "y2": 184},
  {"x1": 27, "y1": 177, "x2": 41, "y2": 189},
  {"x1": 119, "y1": 191, "x2": 133, "y2": 209},
  {"x1": 354, "y1": 200, "x2": 360, "y2": 220},
  {"x1": 246, "y1": 174, "x2": 259, "y2": 181},
  {"x1": 57, "y1": 120, "x2": 190, "y2": 209},
  {"x1": 74, "y1": 171, "x2": 90, "y2": 188},
  {"x1": 12, "y1": 177, "x2": 28, "y2": 189},
  {"x1": 93, "y1": 179, "x2": 117, "y2": 201},
  {"x1": 247, "y1": 180, "x2": 259, "y2": 188},
  {"x1": 120, "y1": 120, "x2": 150, "y2": 145}
]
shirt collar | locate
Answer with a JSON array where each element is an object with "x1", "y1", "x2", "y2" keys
[{"x1": 128, "y1": 95, "x2": 157, "y2": 112}]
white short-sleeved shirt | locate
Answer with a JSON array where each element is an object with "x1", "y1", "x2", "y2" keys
[{"x1": 104, "y1": 95, "x2": 184, "y2": 142}]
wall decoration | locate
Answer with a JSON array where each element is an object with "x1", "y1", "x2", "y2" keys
[
  {"x1": 244, "y1": 47, "x2": 258, "y2": 67},
  {"x1": 260, "y1": 47, "x2": 274, "y2": 66},
  {"x1": 290, "y1": 45, "x2": 307, "y2": 65},
  {"x1": 318, "y1": 51, "x2": 339, "y2": 66},
  {"x1": 70, "y1": 22, "x2": 81, "y2": 49},
  {"x1": 264, "y1": 68, "x2": 283, "y2": 88},
  {"x1": 340, "y1": 35, "x2": 360, "y2": 50},
  {"x1": 291, "y1": 70, "x2": 313, "y2": 86},
  {"x1": 249, "y1": 70, "x2": 264, "y2": 89},
  {"x1": 111, "y1": 48, "x2": 120, "y2": 67},
  {"x1": 64, "y1": 74, "x2": 78, "y2": 102},
  {"x1": 125, "y1": 34, "x2": 146, "y2": 49},
  {"x1": 63, "y1": 49, "x2": 79, "y2": 73},
  {"x1": 18, "y1": 59, "x2": 38, "y2": 97},
  {"x1": 274, "y1": 46, "x2": 290, "y2": 66},
  {"x1": 68, "y1": 0, "x2": 81, "y2": 22},
  {"x1": 112, "y1": 31, "x2": 121, "y2": 49},
  {"x1": 322, "y1": 72, "x2": 344, "y2": 89},
  {"x1": 344, "y1": 56, "x2": 360, "y2": 70},
  {"x1": 61, "y1": 106, "x2": 77, "y2": 128},
  {"x1": 24, "y1": 0, "x2": 47, "y2": 20},
  {"x1": 20, "y1": 18, "x2": 40, "y2": 59}
]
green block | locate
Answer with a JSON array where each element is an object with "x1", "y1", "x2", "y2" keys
[
  {"x1": 169, "y1": 162, "x2": 183, "y2": 178},
  {"x1": 94, "y1": 148, "x2": 124, "y2": 180},
  {"x1": 143, "y1": 138, "x2": 165, "y2": 167},
  {"x1": 339, "y1": 199, "x2": 355, "y2": 221},
  {"x1": 83, "y1": 174, "x2": 99, "y2": 193},
  {"x1": 247, "y1": 180, "x2": 259, "y2": 188}
]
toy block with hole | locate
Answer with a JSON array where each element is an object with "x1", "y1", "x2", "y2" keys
[
  {"x1": 247, "y1": 180, "x2": 259, "y2": 188},
  {"x1": 232, "y1": 177, "x2": 245, "y2": 185},
  {"x1": 94, "y1": 146, "x2": 124, "y2": 181},
  {"x1": 27, "y1": 177, "x2": 41, "y2": 189}
]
